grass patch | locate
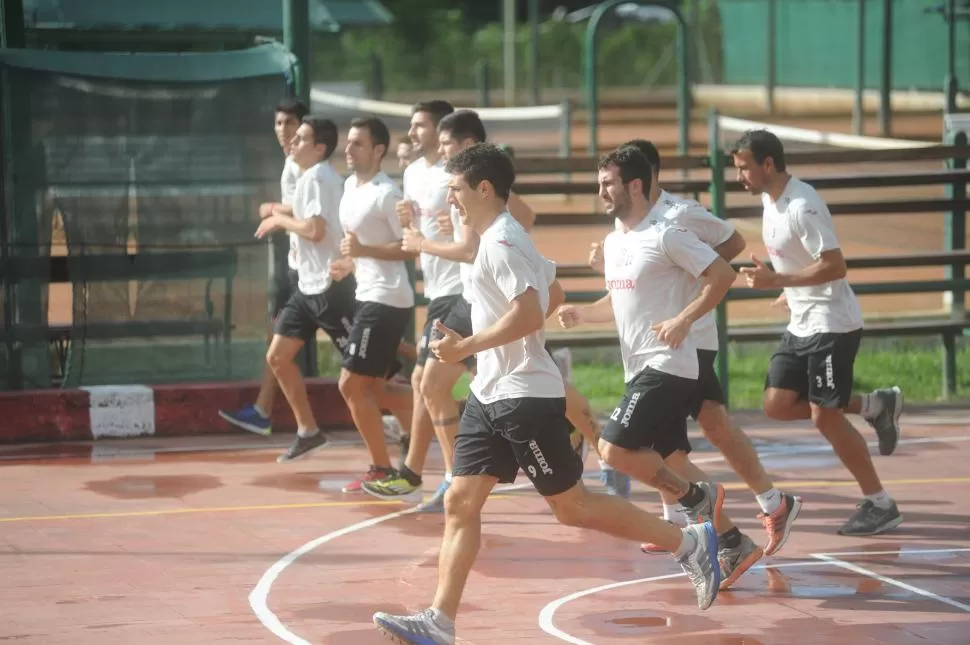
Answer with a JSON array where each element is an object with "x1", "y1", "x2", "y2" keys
[{"x1": 317, "y1": 336, "x2": 970, "y2": 412}]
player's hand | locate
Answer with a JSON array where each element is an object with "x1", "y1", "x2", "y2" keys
[
  {"x1": 259, "y1": 202, "x2": 276, "y2": 219},
  {"x1": 340, "y1": 232, "x2": 363, "y2": 257},
  {"x1": 739, "y1": 254, "x2": 778, "y2": 289},
  {"x1": 401, "y1": 226, "x2": 424, "y2": 255},
  {"x1": 588, "y1": 241, "x2": 605, "y2": 274},
  {"x1": 395, "y1": 199, "x2": 416, "y2": 228},
  {"x1": 429, "y1": 319, "x2": 467, "y2": 363},
  {"x1": 329, "y1": 257, "x2": 354, "y2": 281},
  {"x1": 254, "y1": 216, "x2": 281, "y2": 239},
  {"x1": 435, "y1": 209, "x2": 455, "y2": 237},
  {"x1": 557, "y1": 305, "x2": 584, "y2": 329},
  {"x1": 771, "y1": 291, "x2": 789, "y2": 312},
  {"x1": 651, "y1": 317, "x2": 691, "y2": 349}
]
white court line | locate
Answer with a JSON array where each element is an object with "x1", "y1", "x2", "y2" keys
[
  {"x1": 537, "y1": 561, "x2": 829, "y2": 645},
  {"x1": 249, "y1": 433, "x2": 970, "y2": 643},
  {"x1": 811, "y1": 553, "x2": 970, "y2": 613},
  {"x1": 815, "y1": 547, "x2": 970, "y2": 558}
]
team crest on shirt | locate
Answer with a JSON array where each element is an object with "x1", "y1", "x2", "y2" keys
[{"x1": 497, "y1": 239, "x2": 513, "y2": 248}]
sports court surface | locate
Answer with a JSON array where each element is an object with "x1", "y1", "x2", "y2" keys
[{"x1": 1, "y1": 406, "x2": 968, "y2": 644}]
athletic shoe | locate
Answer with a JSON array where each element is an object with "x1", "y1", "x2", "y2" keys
[
  {"x1": 758, "y1": 492, "x2": 802, "y2": 556},
  {"x1": 373, "y1": 608, "x2": 455, "y2": 645},
  {"x1": 219, "y1": 405, "x2": 271, "y2": 436},
  {"x1": 276, "y1": 431, "x2": 327, "y2": 462},
  {"x1": 718, "y1": 533, "x2": 764, "y2": 590},
  {"x1": 676, "y1": 522, "x2": 721, "y2": 610},
  {"x1": 864, "y1": 386, "x2": 903, "y2": 456},
  {"x1": 837, "y1": 499, "x2": 903, "y2": 536}
]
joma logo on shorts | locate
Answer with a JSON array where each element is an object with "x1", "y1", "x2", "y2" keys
[
  {"x1": 612, "y1": 391, "x2": 641, "y2": 428},
  {"x1": 359, "y1": 327, "x2": 371, "y2": 359},
  {"x1": 528, "y1": 439, "x2": 553, "y2": 475}
]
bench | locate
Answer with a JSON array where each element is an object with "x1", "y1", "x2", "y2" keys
[{"x1": 1, "y1": 248, "x2": 237, "y2": 387}]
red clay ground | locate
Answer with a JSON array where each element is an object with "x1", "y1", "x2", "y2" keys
[{"x1": 1, "y1": 408, "x2": 968, "y2": 644}]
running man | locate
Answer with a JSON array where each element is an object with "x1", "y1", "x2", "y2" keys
[
  {"x1": 332, "y1": 116, "x2": 417, "y2": 491},
  {"x1": 732, "y1": 129, "x2": 903, "y2": 536},
  {"x1": 559, "y1": 145, "x2": 762, "y2": 590},
  {"x1": 361, "y1": 109, "x2": 538, "y2": 512},
  {"x1": 360, "y1": 100, "x2": 463, "y2": 504},
  {"x1": 246, "y1": 116, "x2": 356, "y2": 462},
  {"x1": 590, "y1": 138, "x2": 801, "y2": 556},
  {"x1": 219, "y1": 98, "x2": 308, "y2": 435},
  {"x1": 372, "y1": 143, "x2": 721, "y2": 645}
]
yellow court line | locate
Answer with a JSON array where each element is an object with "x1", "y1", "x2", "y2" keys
[
  {"x1": 0, "y1": 495, "x2": 512, "y2": 524},
  {"x1": 2, "y1": 476, "x2": 968, "y2": 524}
]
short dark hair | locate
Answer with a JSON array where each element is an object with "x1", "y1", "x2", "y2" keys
[
  {"x1": 276, "y1": 97, "x2": 308, "y2": 120},
  {"x1": 621, "y1": 138, "x2": 660, "y2": 173},
  {"x1": 412, "y1": 100, "x2": 455, "y2": 126},
  {"x1": 438, "y1": 110, "x2": 487, "y2": 144},
  {"x1": 597, "y1": 146, "x2": 653, "y2": 196},
  {"x1": 350, "y1": 116, "x2": 391, "y2": 158},
  {"x1": 446, "y1": 142, "x2": 515, "y2": 201},
  {"x1": 302, "y1": 115, "x2": 338, "y2": 161},
  {"x1": 730, "y1": 129, "x2": 787, "y2": 172}
]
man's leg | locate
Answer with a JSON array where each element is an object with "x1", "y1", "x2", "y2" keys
[
  {"x1": 219, "y1": 270, "x2": 299, "y2": 436},
  {"x1": 339, "y1": 302, "x2": 413, "y2": 491},
  {"x1": 372, "y1": 394, "x2": 515, "y2": 643}
]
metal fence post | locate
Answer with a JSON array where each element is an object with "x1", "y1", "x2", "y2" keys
[{"x1": 708, "y1": 109, "x2": 730, "y2": 407}]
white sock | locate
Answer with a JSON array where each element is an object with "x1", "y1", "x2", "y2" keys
[
  {"x1": 253, "y1": 403, "x2": 268, "y2": 418},
  {"x1": 663, "y1": 502, "x2": 688, "y2": 526},
  {"x1": 673, "y1": 528, "x2": 697, "y2": 559},
  {"x1": 297, "y1": 427, "x2": 319, "y2": 438},
  {"x1": 860, "y1": 392, "x2": 883, "y2": 419},
  {"x1": 427, "y1": 607, "x2": 454, "y2": 630},
  {"x1": 755, "y1": 488, "x2": 784, "y2": 514},
  {"x1": 865, "y1": 489, "x2": 893, "y2": 510},
  {"x1": 444, "y1": 471, "x2": 453, "y2": 483}
]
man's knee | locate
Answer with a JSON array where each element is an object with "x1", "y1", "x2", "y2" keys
[
  {"x1": 339, "y1": 369, "x2": 372, "y2": 399},
  {"x1": 763, "y1": 388, "x2": 801, "y2": 420},
  {"x1": 421, "y1": 360, "x2": 462, "y2": 405}
]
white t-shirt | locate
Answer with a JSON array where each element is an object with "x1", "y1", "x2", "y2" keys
[
  {"x1": 604, "y1": 219, "x2": 720, "y2": 382},
  {"x1": 468, "y1": 212, "x2": 565, "y2": 404},
  {"x1": 638, "y1": 190, "x2": 735, "y2": 351},
  {"x1": 453, "y1": 207, "x2": 476, "y2": 303},
  {"x1": 290, "y1": 161, "x2": 344, "y2": 296},
  {"x1": 761, "y1": 177, "x2": 863, "y2": 337},
  {"x1": 281, "y1": 156, "x2": 302, "y2": 271},
  {"x1": 339, "y1": 171, "x2": 415, "y2": 309},
  {"x1": 403, "y1": 157, "x2": 462, "y2": 300}
]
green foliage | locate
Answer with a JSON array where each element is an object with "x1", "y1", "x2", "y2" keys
[{"x1": 313, "y1": 9, "x2": 722, "y2": 92}]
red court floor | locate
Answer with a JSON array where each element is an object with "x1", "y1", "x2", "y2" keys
[{"x1": 1, "y1": 407, "x2": 969, "y2": 644}]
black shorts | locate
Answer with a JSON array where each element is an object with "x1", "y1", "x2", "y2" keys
[
  {"x1": 417, "y1": 294, "x2": 474, "y2": 370},
  {"x1": 272, "y1": 269, "x2": 300, "y2": 316},
  {"x1": 342, "y1": 300, "x2": 412, "y2": 379},
  {"x1": 765, "y1": 329, "x2": 862, "y2": 409},
  {"x1": 601, "y1": 367, "x2": 696, "y2": 458},
  {"x1": 687, "y1": 349, "x2": 726, "y2": 421},
  {"x1": 452, "y1": 393, "x2": 583, "y2": 497},
  {"x1": 438, "y1": 296, "x2": 475, "y2": 369},
  {"x1": 273, "y1": 276, "x2": 357, "y2": 351}
]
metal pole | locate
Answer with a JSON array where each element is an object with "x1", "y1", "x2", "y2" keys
[
  {"x1": 945, "y1": 0, "x2": 958, "y2": 114},
  {"x1": 708, "y1": 109, "x2": 730, "y2": 407},
  {"x1": 766, "y1": 0, "x2": 776, "y2": 114},
  {"x1": 853, "y1": 0, "x2": 866, "y2": 135},
  {"x1": 529, "y1": 0, "x2": 540, "y2": 105},
  {"x1": 503, "y1": 0, "x2": 517, "y2": 107},
  {"x1": 282, "y1": 0, "x2": 310, "y2": 104},
  {"x1": 878, "y1": 0, "x2": 892, "y2": 136},
  {"x1": 585, "y1": 0, "x2": 691, "y2": 156}
]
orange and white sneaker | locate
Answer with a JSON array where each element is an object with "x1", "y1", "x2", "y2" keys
[
  {"x1": 718, "y1": 533, "x2": 763, "y2": 590},
  {"x1": 759, "y1": 493, "x2": 802, "y2": 556}
]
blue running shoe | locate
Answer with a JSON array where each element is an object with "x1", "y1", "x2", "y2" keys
[
  {"x1": 218, "y1": 405, "x2": 271, "y2": 436},
  {"x1": 415, "y1": 479, "x2": 450, "y2": 513}
]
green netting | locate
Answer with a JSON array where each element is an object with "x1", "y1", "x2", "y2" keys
[{"x1": 1, "y1": 44, "x2": 295, "y2": 390}]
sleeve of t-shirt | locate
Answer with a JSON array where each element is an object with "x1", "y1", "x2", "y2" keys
[
  {"x1": 675, "y1": 202, "x2": 736, "y2": 248},
  {"x1": 381, "y1": 183, "x2": 405, "y2": 238},
  {"x1": 660, "y1": 226, "x2": 720, "y2": 278},
  {"x1": 301, "y1": 178, "x2": 322, "y2": 221},
  {"x1": 483, "y1": 240, "x2": 544, "y2": 304},
  {"x1": 790, "y1": 198, "x2": 840, "y2": 258}
]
